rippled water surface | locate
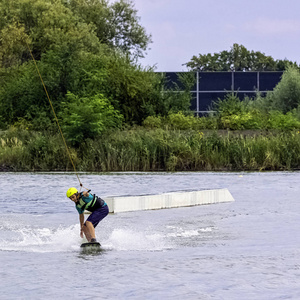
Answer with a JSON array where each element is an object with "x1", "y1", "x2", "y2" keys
[{"x1": 1, "y1": 172, "x2": 300, "y2": 299}]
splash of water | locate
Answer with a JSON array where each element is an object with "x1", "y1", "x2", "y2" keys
[
  {"x1": 0, "y1": 217, "x2": 173, "y2": 252},
  {"x1": 0, "y1": 219, "x2": 81, "y2": 253},
  {"x1": 103, "y1": 228, "x2": 173, "y2": 251}
]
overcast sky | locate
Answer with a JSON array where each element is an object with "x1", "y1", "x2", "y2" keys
[{"x1": 132, "y1": 0, "x2": 300, "y2": 71}]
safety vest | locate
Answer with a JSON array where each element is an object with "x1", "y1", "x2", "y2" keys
[{"x1": 76, "y1": 194, "x2": 97, "y2": 212}]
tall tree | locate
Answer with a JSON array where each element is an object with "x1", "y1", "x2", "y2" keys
[
  {"x1": 0, "y1": 0, "x2": 151, "y2": 67},
  {"x1": 64, "y1": 0, "x2": 152, "y2": 60},
  {"x1": 0, "y1": 0, "x2": 101, "y2": 68}
]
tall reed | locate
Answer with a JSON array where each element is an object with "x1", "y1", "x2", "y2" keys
[
  {"x1": 2, "y1": 128, "x2": 300, "y2": 171},
  {"x1": 78, "y1": 129, "x2": 300, "y2": 171},
  {"x1": 0, "y1": 129, "x2": 77, "y2": 171}
]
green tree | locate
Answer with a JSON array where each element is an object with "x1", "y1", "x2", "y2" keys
[
  {"x1": 102, "y1": 55, "x2": 165, "y2": 124},
  {"x1": 267, "y1": 66, "x2": 300, "y2": 113},
  {"x1": 0, "y1": 0, "x2": 151, "y2": 66},
  {"x1": 64, "y1": 0, "x2": 152, "y2": 60},
  {"x1": 185, "y1": 43, "x2": 299, "y2": 71},
  {"x1": 0, "y1": 0, "x2": 101, "y2": 67}
]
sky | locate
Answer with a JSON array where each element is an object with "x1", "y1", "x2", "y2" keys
[{"x1": 131, "y1": 0, "x2": 300, "y2": 71}]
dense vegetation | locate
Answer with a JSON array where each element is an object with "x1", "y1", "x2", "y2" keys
[
  {"x1": 2, "y1": 126, "x2": 300, "y2": 172},
  {"x1": 0, "y1": 0, "x2": 192, "y2": 133},
  {"x1": 1, "y1": 0, "x2": 300, "y2": 172}
]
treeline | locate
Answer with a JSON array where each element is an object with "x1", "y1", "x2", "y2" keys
[{"x1": 185, "y1": 43, "x2": 299, "y2": 71}]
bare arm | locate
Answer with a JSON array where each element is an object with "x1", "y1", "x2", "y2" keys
[{"x1": 79, "y1": 213, "x2": 85, "y2": 238}]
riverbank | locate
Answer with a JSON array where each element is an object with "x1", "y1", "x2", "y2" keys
[{"x1": 1, "y1": 128, "x2": 300, "y2": 172}]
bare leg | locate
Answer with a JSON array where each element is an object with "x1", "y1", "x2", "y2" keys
[
  {"x1": 82, "y1": 225, "x2": 92, "y2": 242},
  {"x1": 82, "y1": 221, "x2": 96, "y2": 242}
]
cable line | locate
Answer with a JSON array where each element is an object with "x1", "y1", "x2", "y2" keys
[{"x1": 26, "y1": 41, "x2": 84, "y2": 189}]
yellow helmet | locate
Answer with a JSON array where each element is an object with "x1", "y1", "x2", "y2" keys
[{"x1": 66, "y1": 187, "x2": 78, "y2": 198}]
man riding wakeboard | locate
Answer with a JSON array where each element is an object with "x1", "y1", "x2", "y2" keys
[{"x1": 66, "y1": 187, "x2": 109, "y2": 243}]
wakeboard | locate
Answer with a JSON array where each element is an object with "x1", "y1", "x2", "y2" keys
[{"x1": 80, "y1": 241, "x2": 101, "y2": 250}]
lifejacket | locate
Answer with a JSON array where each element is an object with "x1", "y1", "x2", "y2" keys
[{"x1": 76, "y1": 194, "x2": 105, "y2": 213}]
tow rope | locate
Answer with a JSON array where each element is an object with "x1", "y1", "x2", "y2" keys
[{"x1": 26, "y1": 41, "x2": 87, "y2": 191}]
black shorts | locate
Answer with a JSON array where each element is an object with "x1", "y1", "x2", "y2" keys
[{"x1": 86, "y1": 204, "x2": 109, "y2": 228}]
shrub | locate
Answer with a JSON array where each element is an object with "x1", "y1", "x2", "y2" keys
[
  {"x1": 167, "y1": 112, "x2": 196, "y2": 130},
  {"x1": 267, "y1": 66, "x2": 300, "y2": 113},
  {"x1": 220, "y1": 109, "x2": 266, "y2": 130},
  {"x1": 212, "y1": 93, "x2": 247, "y2": 116},
  {"x1": 142, "y1": 115, "x2": 163, "y2": 128},
  {"x1": 59, "y1": 92, "x2": 123, "y2": 146},
  {"x1": 267, "y1": 111, "x2": 300, "y2": 129}
]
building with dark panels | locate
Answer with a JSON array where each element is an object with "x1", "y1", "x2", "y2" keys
[{"x1": 163, "y1": 71, "x2": 283, "y2": 114}]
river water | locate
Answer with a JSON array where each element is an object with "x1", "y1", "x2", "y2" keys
[{"x1": 0, "y1": 171, "x2": 299, "y2": 300}]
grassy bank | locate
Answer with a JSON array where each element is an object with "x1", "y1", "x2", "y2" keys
[{"x1": 1, "y1": 128, "x2": 300, "y2": 172}]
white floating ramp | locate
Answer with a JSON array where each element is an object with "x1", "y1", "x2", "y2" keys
[{"x1": 104, "y1": 188, "x2": 234, "y2": 213}]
